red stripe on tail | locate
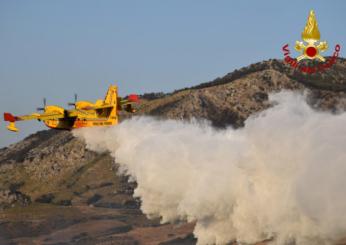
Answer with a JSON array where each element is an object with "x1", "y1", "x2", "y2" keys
[{"x1": 128, "y1": 94, "x2": 139, "y2": 103}]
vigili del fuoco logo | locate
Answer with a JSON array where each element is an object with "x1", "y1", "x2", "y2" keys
[{"x1": 282, "y1": 10, "x2": 341, "y2": 74}]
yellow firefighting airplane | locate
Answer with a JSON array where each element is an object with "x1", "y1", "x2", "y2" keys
[{"x1": 4, "y1": 85, "x2": 139, "y2": 132}]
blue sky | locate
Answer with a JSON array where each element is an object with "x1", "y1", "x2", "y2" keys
[{"x1": 0, "y1": 0, "x2": 345, "y2": 147}]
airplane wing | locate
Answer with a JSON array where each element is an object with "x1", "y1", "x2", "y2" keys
[
  {"x1": 4, "y1": 111, "x2": 65, "y2": 132},
  {"x1": 79, "y1": 95, "x2": 139, "y2": 111},
  {"x1": 4, "y1": 112, "x2": 65, "y2": 121},
  {"x1": 36, "y1": 112, "x2": 65, "y2": 120},
  {"x1": 78, "y1": 104, "x2": 114, "y2": 111}
]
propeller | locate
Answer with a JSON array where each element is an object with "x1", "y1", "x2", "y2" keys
[
  {"x1": 68, "y1": 93, "x2": 78, "y2": 106},
  {"x1": 37, "y1": 98, "x2": 46, "y2": 111}
]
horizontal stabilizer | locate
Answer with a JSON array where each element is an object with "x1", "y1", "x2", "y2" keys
[{"x1": 128, "y1": 94, "x2": 139, "y2": 103}]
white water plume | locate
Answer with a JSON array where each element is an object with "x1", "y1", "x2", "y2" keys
[{"x1": 74, "y1": 91, "x2": 346, "y2": 245}]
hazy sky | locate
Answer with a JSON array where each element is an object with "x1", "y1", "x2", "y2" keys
[{"x1": 1, "y1": 0, "x2": 345, "y2": 147}]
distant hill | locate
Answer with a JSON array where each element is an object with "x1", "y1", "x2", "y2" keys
[
  {"x1": 140, "y1": 58, "x2": 346, "y2": 127},
  {"x1": 0, "y1": 58, "x2": 345, "y2": 245}
]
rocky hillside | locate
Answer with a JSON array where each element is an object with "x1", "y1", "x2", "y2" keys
[
  {"x1": 140, "y1": 58, "x2": 346, "y2": 127},
  {"x1": 0, "y1": 130, "x2": 195, "y2": 245},
  {"x1": 0, "y1": 58, "x2": 346, "y2": 245}
]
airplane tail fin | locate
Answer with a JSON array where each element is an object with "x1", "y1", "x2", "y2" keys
[
  {"x1": 104, "y1": 85, "x2": 118, "y2": 105},
  {"x1": 4, "y1": 113, "x2": 19, "y2": 132},
  {"x1": 103, "y1": 85, "x2": 139, "y2": 113}
]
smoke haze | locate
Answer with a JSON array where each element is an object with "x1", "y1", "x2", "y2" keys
[{"x1": 74, "y1": 91, "x2": 346, "y2": 245}]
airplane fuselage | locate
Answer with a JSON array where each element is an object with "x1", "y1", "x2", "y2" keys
[
  {"x1": 43, "y1": 117, "x2": 117, "y2": 130},
  {"x1": 42, "y1": 103, "x2": 118, "y2": 130}
]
